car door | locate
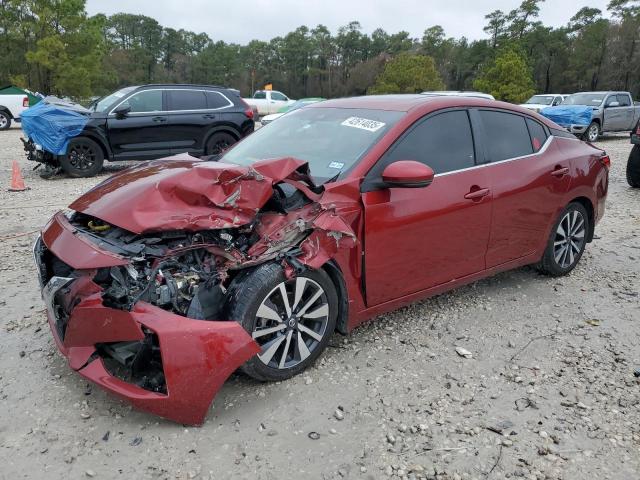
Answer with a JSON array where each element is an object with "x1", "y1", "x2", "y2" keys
[
  {"x1": 361, "y1": 109, "x2": 492, "y2": 306},
  {"x1": 165, "y1": 89, "x2": 210, "y2": 155},
  {"x1": 269, "y1": 91, "x2": 289, "y2": 114},
  {"x1": 477, "y1": 110, "x2": 572, "y2": 268},
  {"x1": 107, "y1": 89, "x2": 173, "y2": 160},
  {"x1": 602, "y1": 94, "x2": 626, "y2": 131},
  {"x1": 616, "y1": 94, "x2": 634, "y2": 130}
]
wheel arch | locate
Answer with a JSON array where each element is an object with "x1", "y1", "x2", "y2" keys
[
  {"x1": 569, "y1": 196, "x2": 595, "y2": 242},
  {"x1": 0, "y1": 107, "x2": 13, "y2": 118},
  {"x1": 204, "y1": 126, "x2": 241, "y2": 145},
  {"x1": 321, "y1": 260, "x2": 349, "y2": 335}
]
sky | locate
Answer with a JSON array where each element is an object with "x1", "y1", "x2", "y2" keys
[{"x1": 85, "y1": 0, "x2": 611, "y2": 44}]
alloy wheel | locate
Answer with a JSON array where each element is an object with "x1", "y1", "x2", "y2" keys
[
  {"x1": 68, "y1": 144, "x2": 96, "y2": 170},
  {"x1": 252, "y1": 277, "x2": 330, "y2": 369},
  {"x1": 553, "y1": 210, "x2": 586, "y2": 269},
  {"x1": 0, "y1": 114, "x2": 7, "y2": 129},
  {"x1": 587, "y1": 124, "x2": 599, "y2": 142},
  {"x1": 211, "y1": 140, "x2": 230, "y2": 155}
]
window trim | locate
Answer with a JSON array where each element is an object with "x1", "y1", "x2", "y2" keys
[
  {"x1": 109, "y1": 88, "x2": 233, "y2": 116},
  {"x1": 361, "y1": 107, "x2": 477, "y2": 192}
]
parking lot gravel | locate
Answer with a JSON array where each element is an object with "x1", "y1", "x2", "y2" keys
[{"x1": 0, "y1": 124, "x2": 638, "y2": 480}]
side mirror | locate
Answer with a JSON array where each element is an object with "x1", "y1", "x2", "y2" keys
[
  {"x1": 381, "y1": 160, "x2": 435, "y2": 188},
  {"x1": 113, "y1": 105, "x2": 131, "y2": 118},
  {"x1": 606, "y1": 101, "x2": 620, "y2": 108}
]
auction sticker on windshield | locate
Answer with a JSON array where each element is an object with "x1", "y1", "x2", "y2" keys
[{"x1": 341, "y1": 117, "x2": 386, "y2": 132}]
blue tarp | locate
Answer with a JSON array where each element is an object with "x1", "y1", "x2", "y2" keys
[
  {"x1": 21, "y1": 102, "x2": 89, "y2": 155},
  {"x1": 540, "y1": 105, "x2": 592, "y2": 128}
]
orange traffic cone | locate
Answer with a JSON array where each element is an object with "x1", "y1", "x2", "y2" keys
[{"x1": 8, "y1": 161, "x2": 29, "y2": 192}]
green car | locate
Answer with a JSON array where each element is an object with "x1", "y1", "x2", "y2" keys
[{"x1": 261, "y1": 97, "x2": 325, "y2": 125}]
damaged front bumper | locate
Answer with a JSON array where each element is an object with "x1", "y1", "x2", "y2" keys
[{"x1": 35, "y1": 214, "x2": 260, "y2": 425}]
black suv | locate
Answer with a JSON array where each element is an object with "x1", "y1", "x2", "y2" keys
[
  {"x1": 26, "y1": 84, "x2": 255, "y2": 178},
  {"x1": 627, "y1": 118, "x2": 640, "y2": 187}
]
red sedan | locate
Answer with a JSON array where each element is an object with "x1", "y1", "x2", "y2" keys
[{"x1": 35, "y1": 95, "x2": 609, "y2": 424}]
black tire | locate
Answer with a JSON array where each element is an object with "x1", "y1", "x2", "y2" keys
[
  {"x1": 205, "y1": 132, "x2": 236, "y2": 155},
  {"x1": 226, "y1": 262, "x2": 338, "y2": 382},
  {"x1": 60, "y1": 137, "x2": 104, "y2": 178},
  {"x1": 627, "y1": 145, "x2": 640, "y2": 188},
  {"x1": 582, "y1": 122, "x2": 599, "y2": 142},
  {"x1": 0, "y1": 111, "x2": 11, "y2": 130},
  {"x1": 537, "y1": 202, "x2": 590, "y2": 276}
]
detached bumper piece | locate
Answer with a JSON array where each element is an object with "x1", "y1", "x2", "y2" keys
[{"x1": 34, "y1": 221, "x2": 259, "y2": 425}]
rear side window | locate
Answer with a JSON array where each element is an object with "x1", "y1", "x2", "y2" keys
[
  {"x1": 526, "y1": 118, "x2": 548, "y2": 152},
  {"x1": 120, "y1": 90, "x2": 162, "y2": 113},
  {"x1": 381, "y1": 110, "x2": 475, "y2": 174},
  {"x1": 479, "y1": 111, "x2": 533, "y2": 161},
  {"x1": 168, "y1": 90, "x2": 207, "y2": 111},
  {"x1": 206, "y1": 91, "x2": 232, "y2": 109}
]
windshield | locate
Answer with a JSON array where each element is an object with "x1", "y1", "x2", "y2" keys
[
  {"x1": 526, "y1": 95, "x2": 555, "y2": 105},
  {"x1": 92, "y1": 87, "x2": 137, "y2": 112},
  {"x1": 563, "y1": 93, "x2": 605, "y2": 106},
  {"x1": 221, "y1": 107, "x2": 403, "y2": 182}
]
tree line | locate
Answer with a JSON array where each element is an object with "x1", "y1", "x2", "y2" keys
[{"x1": 0, "y1": 0, "x2": 639, "y2": 103}]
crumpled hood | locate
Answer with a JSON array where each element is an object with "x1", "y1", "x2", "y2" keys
[{"x1": 71, "y1": 154, "x2": 329, "y2": 234}]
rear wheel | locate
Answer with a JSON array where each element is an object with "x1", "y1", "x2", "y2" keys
[
  {"x1": 0, "y1": 111, "x2": 11, "y2": 130},
  {"x1": 626, "y1": 145, "x2": 640, "y2": 188},
  {"x1": 537, "y1": 202, "x2": 589, "y2": 276},
  {"x1": 583, "y1": 122, "x2": 599, "y2": 142},
  {"x1": 227, "y1": 262, "x2": 338, "y2": 382},
  {"x1": 205, "y1": 132, "x2": 236, "y2": 156},
  {"x1": 60, "y1": 137, "x2": 104, "y2": 178}
]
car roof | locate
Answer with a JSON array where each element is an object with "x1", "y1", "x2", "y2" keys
[
  {"x1": 569, "y1": 91, "x2": 627, "y2": 95},
  {"x1": 137, "y1": 84, "x2": 230, "y2": 90},
  {"x1": 307, "y1": 94, "x2": 559, "y2": 128}
]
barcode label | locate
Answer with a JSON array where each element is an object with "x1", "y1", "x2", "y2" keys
[{"x1": 341, "y1": 117, "x2": 386, "y2": 132}]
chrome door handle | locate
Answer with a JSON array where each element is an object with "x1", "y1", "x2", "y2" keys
[{"x1": 464, "y1": 188, "x2": 490, "y2": 200}]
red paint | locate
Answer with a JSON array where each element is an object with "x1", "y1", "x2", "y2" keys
[
  {"x1": 39, "y1": 95, "x2": 609, "y2": 425},
  {"x1": 381, "y1": 160, "x2": 434, "y2": 186}
]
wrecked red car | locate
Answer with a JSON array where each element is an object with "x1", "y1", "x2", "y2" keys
[{"x1": 35, "y1": 95, "x2": 609, "y2": 425}]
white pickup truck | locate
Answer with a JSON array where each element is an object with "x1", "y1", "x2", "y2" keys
[
  {"x1": 0, "y1": 93, "x2": 30, "y2": 130},
  {"x1": 243, "y1": 90, "x2": 296, "y2": 117}
]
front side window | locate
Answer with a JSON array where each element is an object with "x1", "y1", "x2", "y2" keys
[
  {"x1": 479, "y1": 110, "x2": 534, "y2": 161},
  {"x1": 168, "y1": 90, "x2": 207, "y2": 111},
  {"x1": 271, "y1": 92, "x2": 287, "y2": 101},
  {"x1": 119, "y1": 90, "x2": 163, "y2": 113},
  {"x1": 253, "y1": 91, "x2": 267, "y2": 99},
  {"x1": 617, "y1": 94, "x2": 631, "y2": 107},
  {"x1": 377, "y1": 110, "x2": 475, "y2": 175}
]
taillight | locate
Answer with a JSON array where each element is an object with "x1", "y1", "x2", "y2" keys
[
  {"x1": 599, "y1": 154, "x2": 611, "y2": 169},
  {"x1": 240, "y1": 99, "x2": 254, "y2": 119},
  {"x1": 22, "y1": 97, "x2": 29, "y2": 107}
]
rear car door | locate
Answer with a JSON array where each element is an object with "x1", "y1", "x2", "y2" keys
[
  {"x1": 107, "y1": 89, "x2": 173, "y2": 160},
  {"x1": 362, "y1": 109, "x2": 492, "y2": 306},
  {"x1": 615, "y1": 94, "x2": 635, "y2": 130},
  {"x1": 602, "y1": 94, "x2": 627, "y2": 131},
  {"x1": 165, "y1": 89, "x2": 211, "y2": 155},
  {"x1": 478, "y1": 110, "x2": 571, "y2": 268}
]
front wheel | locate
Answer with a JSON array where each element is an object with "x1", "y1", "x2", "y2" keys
[
  {"x1": 0, "y1": 111, "x2": 11, "y2": 130},
  {"x1": 537, "y1": 202, "x2": 589, "y2": 276},
  {"x1": 226, "y1": 263, "x2": 338, "y2": 382},
  {"x1": 627, "y1": 145, "x2": 640, "y2": 188},
  {"x1": 583, "y1": 122, "x2": 599, "y2": 142},
  {"x1": 60, "y1": 137, "x2": 104, "y2": 178}
]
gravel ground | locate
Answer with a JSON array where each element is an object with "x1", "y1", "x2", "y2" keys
[{"x1": 0, "y1": 124, "x2": 638, "y2": 480}]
